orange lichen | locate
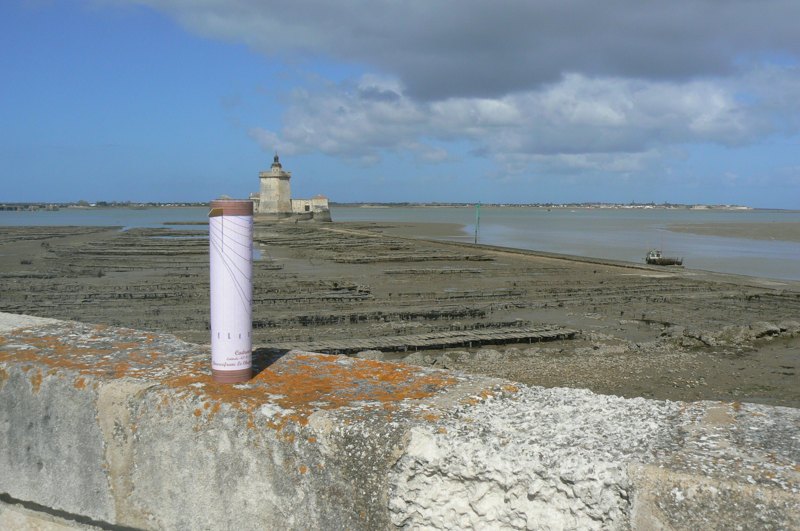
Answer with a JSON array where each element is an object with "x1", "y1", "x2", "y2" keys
[
  {"x1": 30, "y1": 369, "x2": 43, "y2": 393},
  {"x1": 298, "y1": 465, "x2": 308, "y2": 475},
  {"x1": 307, "y1": 436, "x2": 317, "y2": 443},
  {"x1": 110, "y1": 342, "x2": 140, "y2": 350},
  {"x1": 0, "y1": 334, "x2": 116, "y2": 377},
  {"x1": 462, "y1": 388, "x2": 497, "y2": 406},
  {"x1": 0, "y1": 328, "x2": 203, "y2": 382},
  {"x1": 2, "y1": 325, "x2": 463, "y2": 432},
  {"x1": 128, "y1": 350, "x2": 155, "y2": 364},
  {"x1": 193, "y1": 409, "x2": 202, "y2": 417},
  {"x1": 162, "y1": 353, "x2": 458, "y2": 430}
]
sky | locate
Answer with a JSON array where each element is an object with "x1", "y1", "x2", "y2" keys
[{"x1": 2, "y1": 1, "x2": 799, "y2": 208}]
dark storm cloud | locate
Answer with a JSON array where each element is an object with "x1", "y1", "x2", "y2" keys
[{"x1": 128, "y1": 0, "x2": 800, "y2": 99}]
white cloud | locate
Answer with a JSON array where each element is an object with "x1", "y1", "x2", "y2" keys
[
  {"x1": 108, "y1": 0, "x2": 800, "y2": 189},
  {"x1": 248, "y1": 67, "x2": 800, "y2": 175}
]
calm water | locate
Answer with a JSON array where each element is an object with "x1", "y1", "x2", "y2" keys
[
  {"x1": 2, "y1": 206, "x2": 799, "y2": 281},
  {"x1": 0, "y1": 207, "x2": 210, "y2": 229},
  {"x1": 333, "y1": 206, "x2": 800, "y2": 282}
]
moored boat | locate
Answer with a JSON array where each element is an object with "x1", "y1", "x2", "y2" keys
[{"x1": 645, "y1": 249, "x2": 683, "y2": 266}]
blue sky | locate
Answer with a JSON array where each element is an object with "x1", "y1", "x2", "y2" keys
[{"x1": 2, "y1": 1, "x2": 799, "y2": 208}]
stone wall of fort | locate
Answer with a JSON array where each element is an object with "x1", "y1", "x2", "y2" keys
[{"x1": 257, "y1": 170, "x2": 292, "y2": 216}]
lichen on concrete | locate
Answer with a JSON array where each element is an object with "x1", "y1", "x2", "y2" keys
[
  {"x1": 1, "y1": 313, "x2": 798, "y2": 530},
  {"x1": 0, "y1": 315, "x2": 488, "y2": 529}
]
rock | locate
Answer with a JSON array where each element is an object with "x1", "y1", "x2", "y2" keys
[
  {"x1": 474, "y1": 349, "x2": 501, "y2": 362},
  {"x1": 402, "y1": 351, "x2": 439, "y2": 366},
  {"x1": 682, "y1": 329, "x2": 716, "y2": 347},
  {"x1": 449, "y1": 350, "x2": 471, "y2": 363},
  {"x1": 353, "y1": 350, "x2": 385, "y2": 361},
  {"x1": 749, "y1": 321, "x2": 781, "y2": 339},
  {"x1": 713, "y1": 325, "x2": 750, "y2": 346},
  {"x1": 777, "y1": 320, "x2": 800, "y2": 335}
]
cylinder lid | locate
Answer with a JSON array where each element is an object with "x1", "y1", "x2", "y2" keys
[{"x1": 209, "y1": 199, "x2": 253, "y2": 216}]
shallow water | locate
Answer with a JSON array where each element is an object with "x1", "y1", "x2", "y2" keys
[
  {"x1": 0, "y1": 206, "x2": 209, "y2": 229},
  {"x1": 333, "y1": 206, "x2": 800, "y2": 281}
]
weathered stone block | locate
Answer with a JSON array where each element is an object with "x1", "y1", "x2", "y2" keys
[{"x1": 1, "y1": 313, "x2": 797, "y2": 530}]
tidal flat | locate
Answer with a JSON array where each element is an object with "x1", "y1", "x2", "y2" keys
[{"x1": 1, "y1": 221, "x2": 798, "y2": 407}]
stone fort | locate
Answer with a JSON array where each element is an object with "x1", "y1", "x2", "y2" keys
[{"x1": 250, "y1": 154, "x2": 331, "y2": 221}]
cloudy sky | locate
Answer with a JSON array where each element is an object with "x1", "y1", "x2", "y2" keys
[{"x1": 3, "y1": 1, "x2": 799, "y2": 207}]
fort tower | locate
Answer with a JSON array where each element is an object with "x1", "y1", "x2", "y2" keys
[{"x1": 257, "y1": 153, "x2": 292, "y2": 216}]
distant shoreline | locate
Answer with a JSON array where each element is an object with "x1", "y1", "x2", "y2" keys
[
  {"x1": 332, "y1": 202, "x2": 770, "y2": 211},
  {"x1": 4, "y1": 201, "x2": 799, "y2": 213}
]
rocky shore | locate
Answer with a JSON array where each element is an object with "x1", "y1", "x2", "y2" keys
[{"x1": 1, "y1": 221, "x2": 798, "y2": 407}]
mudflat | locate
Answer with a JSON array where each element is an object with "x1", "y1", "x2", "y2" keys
[{"x1": 1, "y1": 221, "x2": 798, "y2": 407}]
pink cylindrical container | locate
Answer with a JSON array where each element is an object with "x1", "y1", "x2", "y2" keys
[{"x1": 209, "y1": 199, "x2": 254, "y2": 383}]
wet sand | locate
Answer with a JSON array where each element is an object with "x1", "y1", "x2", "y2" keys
[
  {"x1": 367, "y1": 221, "x2": 472, "y2": 240},
  {"x1": 1, "y1": 221, "x2": 798, "y2": 407}
]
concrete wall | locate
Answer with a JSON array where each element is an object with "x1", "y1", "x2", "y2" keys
[{"x1": 1, "y1": 312, "x2": 797, "y2": 530}]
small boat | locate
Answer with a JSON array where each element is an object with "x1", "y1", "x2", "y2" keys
[{"x1": 645, "y1": 249, "x2": 683, "y2": 266}]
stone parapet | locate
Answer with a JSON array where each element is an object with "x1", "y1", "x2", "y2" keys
[{"x1": 0, "y1": 313, "x2": 797, "y2": 530}]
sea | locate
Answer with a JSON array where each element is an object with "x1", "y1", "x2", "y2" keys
[{"x1": 2, "y1": 206, "x2": 799, "y2": 282}]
